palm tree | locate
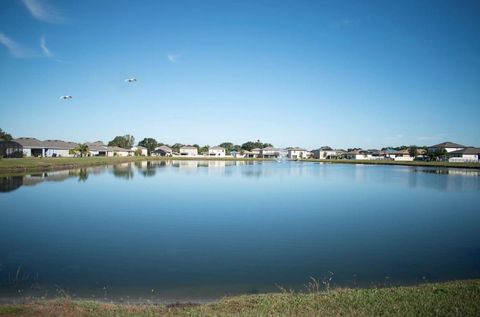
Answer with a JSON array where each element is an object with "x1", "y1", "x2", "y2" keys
[{"x1": 74, "y1": 144, "x2": 89, "y2": 157}]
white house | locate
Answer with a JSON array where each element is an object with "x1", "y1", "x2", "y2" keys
[
  {"x1": 86, "y1": 142, "x2": 113, "y2": 156},
  {"x1": 179, "y1": 146, "x2": 198, "y2": 156},
  {"x1": 251, "y1": 148, "x2": 262, "y2": 157},
  {"x1": 14, "y1": 138, "x2": 78, "y2": 157},
  {"x1": 449, "y1": 147, "x2": 480, "y2": 163},
  {"x1": 261, "y1": 147, "x2": 280, "y2": 158},
  {"x1": 312, "y1": 147, "x2": 344, "y2": 160},
  {"x1": 131, "y1": 146, "x2": 148, "y2": 156},
  {"x1": 107, "y1": 146, "x2": 133, "y2": 157},
  {"x1": 208, "y1": 146, "x2": 226, "y2": 157},
  {"x1": 343, "y1": 150, "x2": 372, "y2": 160},
  {"x1": 153, "y1": 145, "x2": 172, "y2": 157},
  {"x1": 287, "y1": 147, "x2": 310, "y2": 159},
  {"x1": 429, "y1": 142, "x2": 466, "y2": 153}
]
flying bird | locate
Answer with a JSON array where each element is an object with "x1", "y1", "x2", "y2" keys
[
  {"x1": 59, "y1": 95, "x2": 72, "y2": 100},
  {"x1": 125, "y1": 78, "x2": 137, "y2": 83}
]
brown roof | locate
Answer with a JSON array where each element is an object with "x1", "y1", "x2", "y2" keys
[
  {"x1": 450, "y1": 147, "x2": 480, "y2": 155},
  {"x1": 430, "y1": 142, "x2": 466, "y2": 148}
]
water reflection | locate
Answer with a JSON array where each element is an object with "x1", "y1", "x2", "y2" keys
[{"x1": 0, "y1": 161, "x2": 479, "y2": 193}]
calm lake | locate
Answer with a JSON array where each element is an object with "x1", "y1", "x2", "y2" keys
[{"x1": 1, "y1": 160, "x2": 480, "y2": 302}]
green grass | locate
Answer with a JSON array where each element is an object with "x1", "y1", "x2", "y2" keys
[
  {"x1": 0, "y1": 156, "x2": 479, "y2": 175},
  {"x1": 1, "y1": 280, "x2": 479, "y2": 316}
]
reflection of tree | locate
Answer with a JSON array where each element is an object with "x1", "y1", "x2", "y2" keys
[
  {"x1": 69, "y1": 169, "x2": 89, "y2": 182},
  {"x1": 112, "y1": 164, "x2": 134, "y2": 180},
  {"x1": 0, "y1": 176, "x2": 23, "y2": 192}
]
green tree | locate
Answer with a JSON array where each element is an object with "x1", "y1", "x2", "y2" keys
[
  {"x1": 408, "y1": 146, "x2": 417, "y2": 157},
  {"x1": 0, "y1": 128, "x2": 13, "y2": 141},
  {"x1": 171, "y1": 143, "x2": 183, "y2": 153},
  {"x1": 108, "y1": 135, "x2": 135, "y2": 149},
  {"x1": 199, "y1": 145, "x2": 209, "y2": 155},
  {"x1": 219, "y1": 142, "x2": 234, "y2": 154},
  {"x1": 71, "y1": 143, "x2": 89, "y2": 157},
  {"x1": 241, "y1": 140, "x2": 273, "y2": 151},
  {"x1": 138, "y1": 138, "x2": 158, "y2": 155}
]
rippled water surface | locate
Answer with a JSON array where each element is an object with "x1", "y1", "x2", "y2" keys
[{"x1": 1, "y1": 160, "x2": 479, "y2": 302}]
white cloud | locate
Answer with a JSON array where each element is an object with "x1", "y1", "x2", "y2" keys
[
  {"x1": 21, "y1": 0, "x2": 66, "y2": 24},
  {"x1": 0, "y1": 32, "x2": 31, "y2": 58},
  {"x1": 40, "y1": 35, "x2": 52, "y2": 57},
  {"x1": 167, "y1": 53, "x2": 181, "y2": 63}
]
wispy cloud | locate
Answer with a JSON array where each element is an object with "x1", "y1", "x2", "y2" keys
[
  {"x1": 167, "y1": 53, "x2": 181, "y2": 63},
  {"x1": 0, "y1": 32, "x2": 32, "y2": 58},
  {"x1": 40, "y1": 35, "x2": 52, "y2": 57},
  {"x1": 21, "y1": 0, "x2": 66, "y2": 24}
]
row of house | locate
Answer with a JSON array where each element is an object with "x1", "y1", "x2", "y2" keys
[
  {"x1": 0, "y1": 138, "x2": 149, "y2": 158},
  {"x1": 1, "y1": 139, "x2": 479, "y2": 163}
]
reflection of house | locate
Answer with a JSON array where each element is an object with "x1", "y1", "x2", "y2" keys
[
  {"x1": 208, "y1": 146, "x2": 226, "y2": 157},
  {"x1": 14, "y1": 138, "x2": 77, "y2": 157},
  {"x1": 449, "y1": 147, "x2": 480, "y2": 163},
  {"x1": 0, "y1": 141, "x2": 23, "y2": 158},
  {"x1": 153, "y1": 145, "x2": 172, "y2": 157},
  {"x1": 131, "y1": 146, "x2": 148, "y2": 156},
  {"x1": 429, "y1": 142, "x2": 466, "y2": 153},
  {"x1": 179, "y1": 146, "x2": 198, "y2": 156},
  {"x1": 287, "y1": 147, "x2": 310, "y2": 159}
]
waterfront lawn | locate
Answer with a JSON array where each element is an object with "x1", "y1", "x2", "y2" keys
[{"x1": 0, "y1": 279, "x2": 479, "y2": 317}]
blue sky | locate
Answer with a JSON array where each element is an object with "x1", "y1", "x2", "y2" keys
[{"x1": 1, "y1": 0, "x2": 479, "y2": 149}]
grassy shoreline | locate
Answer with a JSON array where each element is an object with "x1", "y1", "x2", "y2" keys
[
  {"x1": 0, "y1": 279, "x2": 479, "y2": 316},
  {"x1": 0, "y1": 156, "x2": 479, "y2": 175}
]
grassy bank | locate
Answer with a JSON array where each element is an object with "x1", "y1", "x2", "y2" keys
[
  {"x1": 0, "y1": 280, "x2": 479, "y2": 316},
  {"x1": 0, "y1": 156, "x2": 479, "y2": 175}
]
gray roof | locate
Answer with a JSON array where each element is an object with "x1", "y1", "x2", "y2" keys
[
  {"x1": 14, "y1": 138, "x2": 78, "y2": 149},
  {"x1": 450, "y1": 147, "x2": 480, "y2": 155},
  {"x1": 430, "y1": 142, "x2": 466, "y2": 148},
  {"x1": 154, "y1": 145, "x2": 172, "y2": 153},
  {"x1": 42, "y1": 140, "x2": 78, "y2": 150},
  {"x1": 288, "y1": 147, "x2": 306, "y2": 151},
  {"x1": 210, "y1": 146, "x2": 225, "y2": 150},
  {"x1": 86, "y1": 142, "x2": 109, "y2": 152},
  {"x1": 14, "y1": 137, "x2": 44, "y2": 148},
  {"x1": 180, "y1": 146, "x2": 197, "y2": 150},
  {"x1": 108, "y1": 146, "x2": 133, "y2": 152}
]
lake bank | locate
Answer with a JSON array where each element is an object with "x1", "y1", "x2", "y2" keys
[
  {"x1": 1, "y1": 279, "x2": 479, "y2": 317},
  {"x1": 1, "y1": 156, "x2": 479, "y2": 175}
]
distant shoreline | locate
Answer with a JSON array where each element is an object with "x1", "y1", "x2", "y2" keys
[{"x1": 0, "y1": 156, "x2": 479, "y2": 175}]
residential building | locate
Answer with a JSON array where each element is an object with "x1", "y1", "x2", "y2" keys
[
  {"x1": 131, "y1": 146, "x2": 148, "y2": 156},
  {"x1": 343, "y1": 150, "x2": 371, "y2": 160},
  {"x1": 312, "y1": 147, "x2": 344, "y2": 159},
  {"x1": 208, "y1": 146, "x2": 226, "y2": 157},
  {"x1": 261, "y1": 147, "x2": 281, "y2": 158},
  {"x1": 449, "y1": 147, "x2": 480, "y2": 163},
  {"x1": 179, "y1": 146, "x2": 198, "y2": 156},
  {"x1": 251, "y1": 148, "x2": 262, "y2": 157},
  {"x1": 287, "y1": 147, "x2": 310, "y2": 159},
  {"x1": 0, "y1": 140, "x2": 23, "y2": 158},
  {"x1": 108, "y1": 146, "x2": 133, "y2": 157},
  {"x1": 86, "y1": 142, "x2": 112, "y2": 157},
  {"x1": 429, "y1": 142, "x2": 466, "y2": 153},
  {"x1": 14, "y1": 138, "x2": 78, "y2": 157},
  {"x1": 153, "y1": 145, "x2": 172, "y2": 157}
]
